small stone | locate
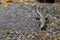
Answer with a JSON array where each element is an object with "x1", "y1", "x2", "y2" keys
[
  {"x1": 13, "y1": 37, "x2": 17, "y2": 40},
  {"x1": 10, "y1": 32, "x2": 14, "y2": 35},
  {"x1": 15, "y1": 31, "x2": 20, "y2": 35},
  {"x1": 9, "y1": 35, "x2": 14, "y2": 38},
  {"x1": 7, "y1": 37, "x2": 11, "y2": 40},
  {"x1": 32, "y1": 35, "x2": 35, "y2": 39}
]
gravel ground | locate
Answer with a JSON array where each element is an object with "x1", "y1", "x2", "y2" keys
[{"x1": 0, "y1": 3, "x2": 60, "y2": 40}]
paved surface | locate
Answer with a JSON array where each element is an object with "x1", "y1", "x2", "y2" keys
[{"x1": 0, "y1": 3, "x2": 60, "y2": 40}]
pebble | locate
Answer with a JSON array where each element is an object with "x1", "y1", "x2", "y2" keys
[
  {"x1": 13, "y1": 37, "x2": 17, "y2": 40},
  {"x1": 10, "y1": 32, "x2": 15, "y2": 35},
  {"x1": 7, "y1": 37, "x2": 11, "y2": 40}
]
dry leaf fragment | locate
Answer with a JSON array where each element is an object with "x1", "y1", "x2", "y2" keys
[
  {"x1": 6, "y1": 0, "x2": 13, "y2": 3},
  {"x1": 3, "y1": 3, "x2": 9, "y2": 8}
]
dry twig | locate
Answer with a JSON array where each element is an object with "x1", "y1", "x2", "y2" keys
[{"x1": 36, "y1": 5, "x2": 45, "y2": 28}]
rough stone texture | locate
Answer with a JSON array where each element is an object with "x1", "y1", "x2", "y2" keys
[{"x1": 0, "y1": 3, "x2": 60, "y2": 40}]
